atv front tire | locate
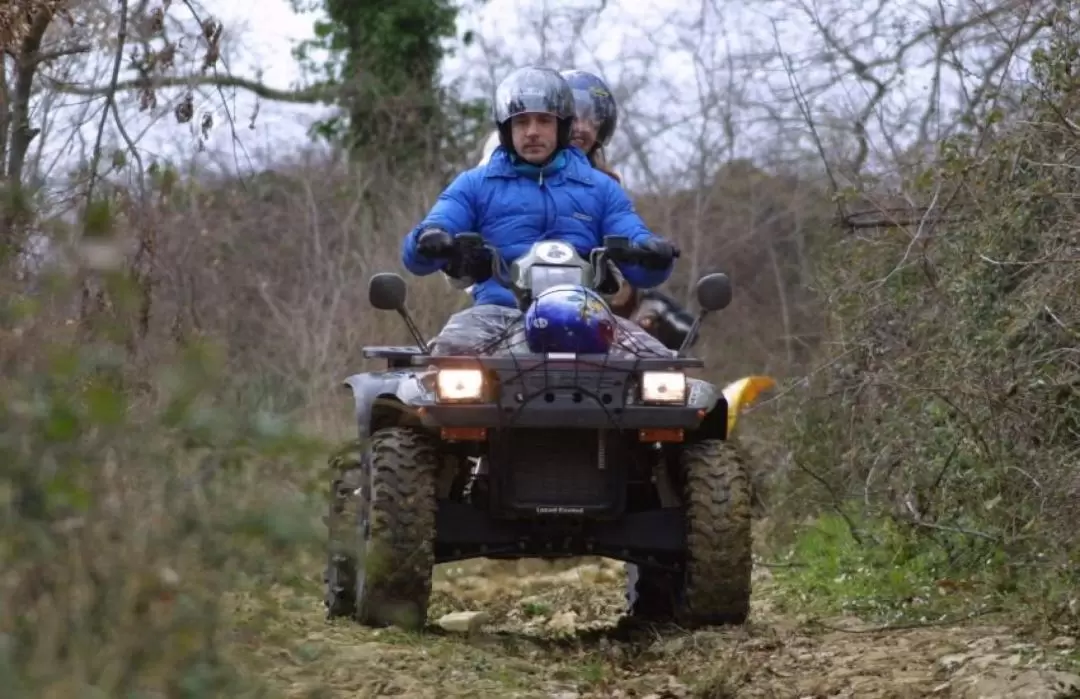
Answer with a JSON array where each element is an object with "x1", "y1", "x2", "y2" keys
[
  {"x1": 680, "y1": 439, "x2": 753, "y2": 625},
  {"x1": 627, "y1": 439, "x2": 753, "y2": 626},
  {"x1": 324, "y1": 426, "x2": 438, "y2": 630}
]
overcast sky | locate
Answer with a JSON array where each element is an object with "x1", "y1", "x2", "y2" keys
[
  {"x1": 145, "y1": 0, "x2": 770, "y2": 179},
  {"x1": 23, "y1": 0, "x2": 1033, "y2": 192}
]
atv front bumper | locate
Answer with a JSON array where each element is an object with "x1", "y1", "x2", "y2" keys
[{"x1": 420, "y1": 402, "x2": 705, "y2": 429}]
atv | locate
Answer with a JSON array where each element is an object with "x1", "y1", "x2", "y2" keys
[{"x1": 324, "y1": 233, "x2": 774, "y2": 630}]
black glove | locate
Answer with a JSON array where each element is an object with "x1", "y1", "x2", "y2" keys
[
  {"x1": 465, "y1": 253, "x2": 494, "y2": 283},
  {"x1": 416, "y1": 228, "x2": 454, "y2": 260},
  {"x1": 418, "y1": 228, "x2": 494, "y2": 282},
  {"x1": 637, "y1": 237, "x2": 680, "y2": 270},
  {"x1": 445, "y1": 249, "x2": 493, "y2": 283}
]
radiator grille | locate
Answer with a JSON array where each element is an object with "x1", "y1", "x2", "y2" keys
[
  {"x1": 492, "y1": 429, "x2": 611, "y2": 507},
  {"x1": 504, "y1": 369, "x2": 625, "y2": 396}
]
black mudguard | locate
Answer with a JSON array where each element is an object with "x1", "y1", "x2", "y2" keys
[
  {"x1": 342, "y1": 370, "x2": 434, "y2": 441},
  {"x1": 685, "y1": 377, "x2": 728, "y2": 441}
]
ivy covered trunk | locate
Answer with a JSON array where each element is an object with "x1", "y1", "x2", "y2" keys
[{"x1": 295, "y1": 0, "x2": 462, "y2": 169}]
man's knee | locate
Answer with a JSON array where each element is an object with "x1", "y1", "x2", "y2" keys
[
  {"x1": 629, "y1": 290, "x2": 694, "y2": 351},
  {"x1": 430, "y1": 304, "x2": 522, "y2": 355}
]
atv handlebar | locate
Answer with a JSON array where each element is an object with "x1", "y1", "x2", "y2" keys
[
  {"x1": 599, "y1": 235, "x2": 681, "y2": 266},
  {"x1": 432, "y1": 232, "x2": 678, "y2": 291}
]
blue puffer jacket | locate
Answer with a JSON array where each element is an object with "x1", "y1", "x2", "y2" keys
[{"x1": 401, "y1": 145, "x2": 672, "y2": 308}]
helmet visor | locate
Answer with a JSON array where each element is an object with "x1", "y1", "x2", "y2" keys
[{"x1": 571, "y1": 88, "x2": 599, "y2": 122}]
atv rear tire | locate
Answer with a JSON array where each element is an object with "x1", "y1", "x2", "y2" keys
[
  {"x1": 325, "y1": 439, "x2": 366, "y2": 619},
  {"x1": 324, "y1": 426, "x2": 438, "y2": 630},
  {"x1": 627, "y1": 439, "x2": 753, "y2": 626}
]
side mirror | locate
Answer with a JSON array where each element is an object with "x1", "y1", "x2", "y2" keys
[
  {"x1": 695, "y1": 272, "x2": 732, "y2": 312},
  {"x1": 369, "y1": 272, "x2": 407, "y2": 311}
]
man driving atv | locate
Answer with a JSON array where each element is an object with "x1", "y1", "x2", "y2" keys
[
  {"x1": 402, "y1": 66, "x2": 679, "y2": 356},
  {"x1": 470, "y1": 69, "x2": 697, "y2": 352}
]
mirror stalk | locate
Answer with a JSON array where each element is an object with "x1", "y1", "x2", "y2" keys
[
  {"x1": 398, "y1": 308, "x2": 429, "y2": 354},
  {"x1": 676, "y1": 310, "x2": 708, "y2": 357}
]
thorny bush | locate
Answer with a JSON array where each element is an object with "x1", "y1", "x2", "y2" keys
[
  {"x1": 769, "y1": 27, "x2": 1080, "y2": 627},
  {"x1": 0, "y1": 268, "x2": 329, "y2": 697}
]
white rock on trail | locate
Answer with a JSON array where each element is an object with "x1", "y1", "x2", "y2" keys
[
  {"x1": 954, "y1": 668, "x2": 1080, "y2": 698},
  {"x1": 436, "y1": 610, "x2": 490, "y2": 634},
  {"x1": 1051, "y1": 635, "x2": 1076, "y2": 649},
  {"x1": 546, "y1": 610, "x2": 579, "y2": 634}
]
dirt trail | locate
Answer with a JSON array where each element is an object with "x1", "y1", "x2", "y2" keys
[{"x1": 231, "y1": 558, "x2": 1080, "y2": 699}]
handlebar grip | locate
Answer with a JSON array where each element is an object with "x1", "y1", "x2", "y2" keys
[
  {"x1": 603, "y1": 234, "x2": 633, "y2": 250},
  {"x1": 424, "y1": 232, "x2": 485, "y2": 260},
  {"x1": 454, "y1": 231, "x2": 484, "y2": 248},
  {"x1": 601, "y1": 235, "x2": 678, "y2": 265},
  {"x1": 605, "y1": 246, "x2": 676, "y2": 266}
]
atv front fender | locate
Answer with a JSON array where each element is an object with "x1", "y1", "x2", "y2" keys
[
  {"x1": 721, "y1": 375, "x2": 776, "y2": 435},
  {"x1": 684, "y1": 378, "x2": 727, "y2": 439},
  {"x1": 342, "y1": 370, "x2": 434, "y2": 442}
]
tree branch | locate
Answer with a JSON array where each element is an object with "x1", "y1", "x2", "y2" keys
[
  {"x1": 8, "y1": 42, "x2": 92, "y2": 67},
  {"x1": 85, "y1": 0, "x2": 131, "y2": 213},
  {"x1": 6, "y1": 8, "x2": 53, "y2": 187},
  {"x1": 48, "y1": 73, "x2": 336, "y2": 104}
]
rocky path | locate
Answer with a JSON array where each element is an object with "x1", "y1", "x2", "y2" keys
[{"x1": 230, "y1": 558, "x2": 1080, "y2": 698}]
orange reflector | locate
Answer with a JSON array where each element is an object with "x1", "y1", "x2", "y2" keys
[
  {"x1": 440, "y1": 427, "x2": 487, "y2": 441},
  {"x1": 639, "y1": 428, "x2": 683, "y2": 442}
]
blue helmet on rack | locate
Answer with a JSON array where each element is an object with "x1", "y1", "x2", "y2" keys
[{"x1": 524, "y1": 284, "x2": 618, "y2": 354}]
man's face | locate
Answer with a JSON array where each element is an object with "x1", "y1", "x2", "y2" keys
[
  {"x1": 571, "y1": 117, "x2": 598, "y2": 153},
  {"x1": 511, "y1": 112, "x2": 558, "y2": 164}
]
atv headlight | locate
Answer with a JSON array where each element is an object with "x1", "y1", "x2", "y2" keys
[
  {"x1": 436, "y1": 368, "x2": 485, "y2": 402},
  {"x1": 641, "y1": 371, "x2": 687, "y2": 404}
]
